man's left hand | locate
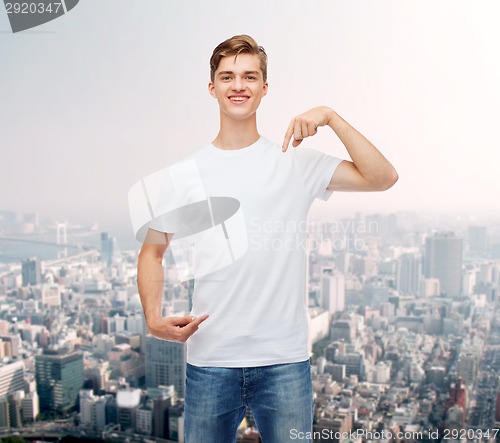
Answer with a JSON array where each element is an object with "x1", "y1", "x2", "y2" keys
[{"x1": 282, "y1": 106, "x2": 334, "y2": 152}]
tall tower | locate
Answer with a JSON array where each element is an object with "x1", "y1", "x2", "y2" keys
[
  {"x1": 35, "y1": 348, "x2": 84, "y2": 413},
  {"x1": 0, "y1": 361, "x2": 25, "y2": 399},
  {"x1": 397, "y1": 253, "x2": 421, "y2": 295},
  {"x1": 144, "y1": 336, "x2": 186, "y2": 397},
  {"x1": 22, "y1": 257, "x2": 41, "y2": 287},
  {"x1": 100, "y1": 232, "x2": 119, "y2": 267},
  {"x1": 424, "y1": 232, "x2": 463, "y2": 296},
  {"x1": 321, "y1": 268, "x2": 345, "y2": 319},
  {"x1": 467, "y1": 226, "x2": 487, "y2": 254}
]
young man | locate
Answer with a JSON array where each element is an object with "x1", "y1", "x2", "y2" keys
[{"x1": 136, "y1": 35, "x2": 397, "y2": 442}]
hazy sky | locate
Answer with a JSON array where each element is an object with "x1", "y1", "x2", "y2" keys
[{"x1": 1, "y1": 0, "x2": 499, "y2": 241}]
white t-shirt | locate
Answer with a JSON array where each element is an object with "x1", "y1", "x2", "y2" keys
[{"x1": 158, "y1": 135, "x2": 342, "y2": 367}]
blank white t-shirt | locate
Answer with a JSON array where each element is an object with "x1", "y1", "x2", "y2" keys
[{"x1": 165, "y1": 135, "x2": 343, "y2": 367}]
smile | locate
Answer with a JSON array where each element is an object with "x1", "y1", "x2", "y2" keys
[{"x1": 228, "y1": 96, "x2": 249, "y2": 104}]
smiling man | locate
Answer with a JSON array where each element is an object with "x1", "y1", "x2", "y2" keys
[{"x1": 136, "y1": 34, "x2": 398, "y2": 442}]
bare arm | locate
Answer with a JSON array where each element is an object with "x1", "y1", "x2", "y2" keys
[
  {"x1": 282, "y1": 106, "x2": 398, "y2": 192},
  {"x1": 137, "y1": 228, "x2": 208, "y2": 343},
  {"x1": 326, "y1": 109, "x2": 398, "y2": 192}
]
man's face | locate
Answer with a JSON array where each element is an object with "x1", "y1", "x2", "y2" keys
[{"x1": 208, "y1": 53, "x2": 268, "y2": 121}]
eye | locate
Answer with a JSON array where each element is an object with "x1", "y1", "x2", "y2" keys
[
  {"x1": 221, "y1": 76, "x2": 231, "y2": 81},
  {"x1": 247, "y1": 76, "x2": 257, "y2": 80}
]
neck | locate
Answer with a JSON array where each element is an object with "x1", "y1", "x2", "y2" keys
[{"x1": 211, "y1": 112, "x2": 260, "y2": 150}]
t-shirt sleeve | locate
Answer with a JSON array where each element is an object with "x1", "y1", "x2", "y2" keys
[{"x1": 293, "y1": 147, "x2": 344, "y2": 201}]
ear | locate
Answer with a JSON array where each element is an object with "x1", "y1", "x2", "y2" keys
[
  {"x1": 262, "y1": 82, "x2": 269, "y2": 97},
  {"x1": 208, "y1": 81, "x2": 217, "y2": 99}
]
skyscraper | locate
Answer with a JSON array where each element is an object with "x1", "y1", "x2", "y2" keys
[
  {"x1": 424, "y1": 232, "x2": 463, "y2": 296},
  {"x1": 35, "y1": 348, "x2": 84, "y2": 413},
  {"x1": 467, "y1": 226, "x2": 488, "y2": 253},
  {"x1": 456, "y1": 352, "x2": 477, "y2": 386},
  {"x1": 144, "y1": 336, "x2": 186, "y2": 397},
  {"x1": 152, "y1": 388, "x2": 175, "y2": 439},
  {"x1": 0, "y1": 360, "x2": 25, "y2": 399},
  {"x1": 321, "y1": 268, "x2": 345, "y2": 319},
  {"x1": 100, "y1": 232, "x2": 118, "y2": 267},
  {"x1": 22, "y1": 257, "x2": 41, "y2": 287},
  {"x1": 79, "y1": 389, "x2": 106, "y2": 431},
  {"x1": 397, "y1": 253, "x2": 421, "y2": 295}
]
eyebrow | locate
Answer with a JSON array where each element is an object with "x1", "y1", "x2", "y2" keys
[{"x1": 218, "y1": 70, "x2": 260, "y2": 76}]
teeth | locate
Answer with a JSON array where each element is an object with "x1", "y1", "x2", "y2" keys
[{"x1": 230, "y1": 97, "x2": 247, "y2": 101}]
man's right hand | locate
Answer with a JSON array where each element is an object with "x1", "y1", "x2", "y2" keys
[{"x1": 147, "y1": 314, "x2": 209, "y2": 343}]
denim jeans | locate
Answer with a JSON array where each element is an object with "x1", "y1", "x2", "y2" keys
[{"x1": 184, "y1": 359, "x2": 313, "y2": 443}]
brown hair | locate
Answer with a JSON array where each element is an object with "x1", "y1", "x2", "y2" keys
[{"x1": 210, "y1": 34, "x2": 268, "y2": 83}]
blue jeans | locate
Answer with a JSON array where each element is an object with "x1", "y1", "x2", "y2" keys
[{"x1": 184, "y1": 359, "x2": 313, "y2": 443}]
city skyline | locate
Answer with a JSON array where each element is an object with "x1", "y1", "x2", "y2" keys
[
  {"x1": 0, "y1": 205, "x2": 499, "y2": 439},
  {"x1": 1, "y1": 0, "x2": 500, "y2": 232}
]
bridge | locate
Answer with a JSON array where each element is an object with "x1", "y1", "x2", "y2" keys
[{"x1": 0, "y1": 236, "x2": 91, "y2": 250}]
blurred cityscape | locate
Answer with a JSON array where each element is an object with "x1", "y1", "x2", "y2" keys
[{"x1": 0, "y1": 209, "x2": 499, "y2": 443}]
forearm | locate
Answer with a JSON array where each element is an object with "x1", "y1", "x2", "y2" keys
[
  {"x1": 136, "y1": 247, "x2": 209, "y2": 342},
  {"x1": 327, "y1": 109, "x2": 398, "y2": 187},
  {"x1": 137, "y1": 252, "x2": 164, "y2": 325}
]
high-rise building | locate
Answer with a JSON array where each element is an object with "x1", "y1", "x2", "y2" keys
[
  {"x1": 308, "y1": 308, "x2": 329, "y2": 350},
  {"x1": 145, "y1": 335, "x2": 186, "y2": 397},
  {"x1": 79, "y1": 390, "x2": 106, "y2": 431},
  {"x1": 0, "y1": 361, "x2": 25, "y2": 399},
  {"x1": 168, "y1": 403, "x2": 184, "y2": 442},
  {"x1": 116, "y1": 389, "x2": 141, "y2": 432},
  {"x1": 22, "y1": 257, "x2": 41, "y2": 287},
  {"x1": 370, "y1": 361, "x2": 391, "y2": 384},
  {"x1": 467, "y1": 226, "x2": 487, "y2": 253},
  {"x1": 41, "y1": 284, "x2": 61, "y2": 307},
  {"x1": 126, "y1": 312, "x2": 148, "y2": 335},
  {"x1": 321, "y1": 268, "x2": 345, "y2": 318},
  {"x1": 101, "y1": 232, "x2": 118, "y2": 267},
  {"x1": 153, "y1": 395, "x2": 172, "y2": 439},
  {"x1": 84, "y1": 359, "x2": 110, "y2": 393},
  {"x1": 424, "y1": 232, "x2": 463, "y2": 296},
  {"x1": 35, "y1": 348, "x2": 84, "y2": 413},
  {"x1": 397, "y1": 253, "x2": 421, "y2": 295},
  {"x1": 108, "y1": 343, "x2": 144, "y2": 385},
  {"x1": 331, "y1": 320, "x2": 354, "y2": 342},
  {"x1": 445, "y1": 379, "x2": 467, "y2": 429},
  {"x1": 0, "y1": 398, "x2": 8, "y2": 428},
  {"x1": 420, "y1": 278, "x2": 441, "y2": 297},
  {"x1": 332, "y1": 352, "x2": 365, "y2": 380},
  {"x1": 456, "y1": 352, "x2": 477, "y2": 386},
  {"x1": 324, "y1": 363, "x2": 346, "y2": 382},
  {"x1": 21, "y1": 391, "x2": 39, "y2": 422},
  {"x1": 136, "y1": 405, "x2": 153, "y2": 436},
  {"x1": 462, "y1": 269, "x2": 476, "y2": 296},
  {"x1": 105, "y1": 396, "x2": 117, "y2": 425},
  {"x1": 8, "y1": 392, "x2": 23, "y2": 429},
  {"x1": 94, "y1": 333, "x2": 115, "y2": 356}
]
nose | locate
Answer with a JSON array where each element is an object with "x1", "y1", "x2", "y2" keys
[{"x1": 232, "y1": 76, "x2": 245, "y2": 91}]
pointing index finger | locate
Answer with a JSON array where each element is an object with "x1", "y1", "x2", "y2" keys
[
  {"x1": 182, "y1": 314, "x2": 209, "y2": 340},
  {"x1": 189, "y1": 314, "x2": 209, "y2": 329},
  {"x1": 193, "y1": 313, "x2": 209, "y2": 321},
  {"x1": 282, "y1": 119, "x2": 295, "y2": 152}
]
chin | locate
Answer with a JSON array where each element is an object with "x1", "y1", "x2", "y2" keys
[{"x1": 222, "y1": 109, "x2": 257, "y2": 120}]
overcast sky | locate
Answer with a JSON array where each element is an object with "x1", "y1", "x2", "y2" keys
[{"x1": 1, "y1": 0, "x2": 499, "y2": 242}]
